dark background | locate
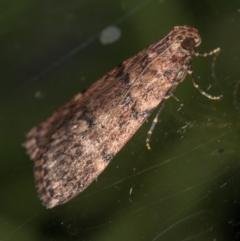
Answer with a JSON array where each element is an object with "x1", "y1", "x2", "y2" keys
[{"x1": 1, "y1": 0, "x2": 240, "y2": 240}]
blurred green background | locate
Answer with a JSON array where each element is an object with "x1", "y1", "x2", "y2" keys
[{"x1": 1, "y1": 0, "x2": 240, "y2": 240}]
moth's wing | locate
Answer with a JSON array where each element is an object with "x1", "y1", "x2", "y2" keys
[
  {"x1": 23, "y1": 44, "x2": 155, "y2": 209},
  {"x1": 36, "y1": 112, "x2": 108, "y2": 209},
  {"x1": 23, "y1": 93, "x2": 83, "y2": 161},
  {"x1": 24, "y1": 71, "x2": 131, "y2": 208},
  {"x1": 24, "y1": 92, "x2": 100, "y2": 209},
  {"x1": 23, "y1": 51, "x2": 145, "y2": 162}
]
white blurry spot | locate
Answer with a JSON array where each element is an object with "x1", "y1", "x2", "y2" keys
[
  {"x1": 100, "y1": 26, "x2": 121, "y2": 45},
  {"x1": 129, "y1": 187, "x2": 133, "y2": 195},
  {"x1": 34, "y1": 91, "x2": 44, "y2": 99}
]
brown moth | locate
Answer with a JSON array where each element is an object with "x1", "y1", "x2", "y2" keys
[{"x1": 23, "y1": 26, "x2": 220, "y2": 208}]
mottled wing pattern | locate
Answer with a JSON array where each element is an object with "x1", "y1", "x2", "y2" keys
[{"x1": 24, "y1": 26, "x2": 201, "y2": 208}]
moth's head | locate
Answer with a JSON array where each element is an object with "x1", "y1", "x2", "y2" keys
[{"x1": 171, "y1": 25, "x2": 202, "y2": 51}]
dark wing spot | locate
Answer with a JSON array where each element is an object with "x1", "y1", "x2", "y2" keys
[
  {"x1": 115, "y1": 63, "x2": 130, "y2": 84},
  {"x1": 43, "y1": 167, "x2": 48, "y2": 176},
  {"x1": 132, "y1": 108, "x2": 155, "y2": 119},
  {"x1": 163, "y1": 70, "x2": 173, "y2": 77},
  {"x1": 43, "y1": 155, "x2": 49, "y2": 164},
  {"x1": 35, "y1": 177, "x2": 44, "y2": 185},
  {"x1": 101, "y1": 150, "x2": 114, "y2": 162},
  {"x1": 45, "y1": 178, "x2": 52, "y2": 187},
  {"x1": 39, "y1": 187, "x2": 47, "y2": 195},
  {"x1": 34, "y1": 165, "x2": 42, "y2": 172},
  {"x1": 119, "y1": 120, "x2": 126, "y2": 128},
  {"x1": 48, "y1": 188, "x2": 55, "y2": 197}
]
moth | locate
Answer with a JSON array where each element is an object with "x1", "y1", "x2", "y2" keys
[{"x1": 24, "y1": 26, "x2": 220, "y2": 208}]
